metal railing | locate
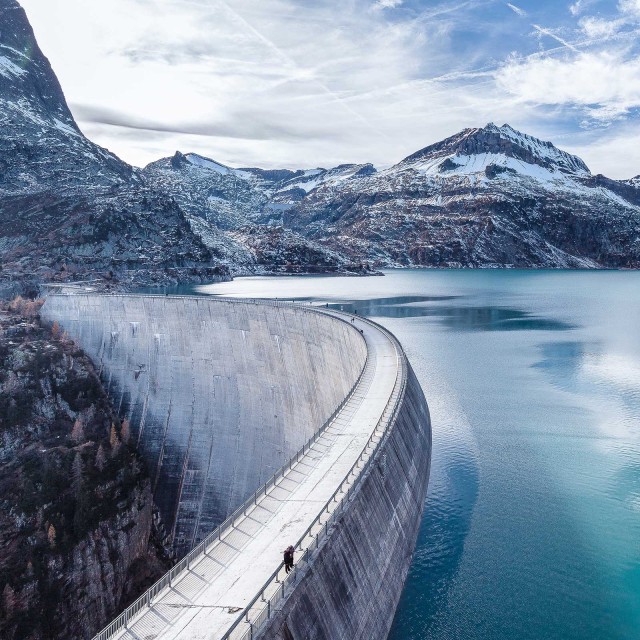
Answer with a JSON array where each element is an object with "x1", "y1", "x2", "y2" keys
[
  {"x1": 221, "y1": 316, "x2": 407, "y2": 640},
  {"x1": 90, "y1": 299, "x2": 369, "y2": 640}
]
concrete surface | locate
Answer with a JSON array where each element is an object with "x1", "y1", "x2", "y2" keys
[{"x1": 42, "y1": 295, "x2": 367, "y2": 556}]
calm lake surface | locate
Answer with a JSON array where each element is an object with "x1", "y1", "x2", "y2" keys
[{"x1": 165, "y1": 270, "x2": 640, "y2": 640}]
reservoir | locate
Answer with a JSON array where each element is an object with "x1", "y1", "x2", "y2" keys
[{"x1": 160, "y1": 269, "x2": 640, "y2": 640}]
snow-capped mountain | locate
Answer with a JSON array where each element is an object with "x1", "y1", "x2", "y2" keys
[
  {"x1": 146, "y1": 123, "x2": 640, "y2": 269},
  {"x1": 275, "y1": 124, "x2": 640, "y2": 268},
  {"x1": 1, "y1": 0, "x2": 639, "y2": 290},
  {"x1": 399, "y1": 123, "x2": 589, "y2": 175}
]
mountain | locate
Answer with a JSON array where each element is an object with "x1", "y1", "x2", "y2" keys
[
  {"x1": 1, "y1": 0, "x2": 639, "y2": 286},
  {"x1": 146, "y1": 124, "x2": 640, "y2": 269},
  {"x1": 276, "y1": 124, "x2": 640, "y2": 268},
  {"x1": 0, "y1": 1, "x2": 131, "y2": 193},
  {"x1": 0, "y1": 0, "x2": 225, "y2": 294},
  {"x1": 142, "y1": 152, "x2": 374, "y2": 274}
]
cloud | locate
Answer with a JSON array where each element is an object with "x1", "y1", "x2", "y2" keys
[
  {"x1": 496, "y1": 50, "x2": 640, "y2": 122},
  {"x1": 374, "y1": 0, "x2": 404, "y2": 9},
  {"x1": 568, "y1": 125, "x2": 640, "y2": 178},
  {"x1": 569, "y1": 0, "x2": 585, "y2": 15},
  {"x1": 506, "y1": 3, "x2": 527, "y2": 17},
  {"x1": 72, "y1": 104, "x2": 341, "y2": 142},
  {"x1": 576, "y1": 0, "x2": 640, "y2": 39},
  {"x1": 579, "y1": 16, "x2": 625, "y2": 38},
  {"x1": 619, "y1": 0, "x2": 640, "y2": 17},
  {"x1": 532, "y1": 24, "x2": 580, "y2": 52}
]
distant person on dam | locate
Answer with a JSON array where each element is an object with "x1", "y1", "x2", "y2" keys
[{"x1": 284, "y1": 545, "x2": 295, "y2": 574}]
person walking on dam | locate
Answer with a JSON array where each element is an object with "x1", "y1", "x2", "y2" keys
[{"x1": 284, "y1": 545, "x2": 295, "y2": 574}]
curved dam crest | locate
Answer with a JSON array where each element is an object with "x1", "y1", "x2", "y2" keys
[{"x1": 42, "y1": 294, "x2": 431, "y2": 640}]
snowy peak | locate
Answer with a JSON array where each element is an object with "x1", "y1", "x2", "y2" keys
[
  {"x1": 162, "y1": 151, "x2": 235, "y2": 175},
  {"x1": 149, "y1": 151, "x2": 377, "y2": 196},
  {"x1": 400, "y1": 123, "x2": 590, "y2": 176},
  {"x1": 276, "y1": 163, "x2": 376, "y2": 195},
  {"x1": 183, "y1": 153, "x2": 235, "y2": 174}
]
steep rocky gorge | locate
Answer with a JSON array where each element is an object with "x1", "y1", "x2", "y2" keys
[{"x1": 0, "y1": 299, "x2": 170, "y2": 639}]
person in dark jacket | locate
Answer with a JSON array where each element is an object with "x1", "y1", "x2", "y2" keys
[{"x1": 284, "y1": 545, "x2": 295, "y2": 573}]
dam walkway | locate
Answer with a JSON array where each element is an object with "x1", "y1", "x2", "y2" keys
[{"x1": 98, "y1": 306, "x2": 403, "y2": 640}]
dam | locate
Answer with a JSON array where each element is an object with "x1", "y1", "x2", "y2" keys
[{"x1": 42, "y1": 294, "x2": 431, "y2": 640}]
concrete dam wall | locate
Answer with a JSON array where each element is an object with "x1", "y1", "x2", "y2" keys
[
  {"x1": 258, "y1": 363, "x2": 431, "y2": 640},
  {"x1": 42, "y1": 294, "x2": 367, "y2": 555},
  {"x1": 43, "y1": 294, "x2": 431, "y2": 640}
]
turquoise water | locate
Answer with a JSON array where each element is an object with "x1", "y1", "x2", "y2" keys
[{"x1": 168, "y1": 270, "x2": 640, "y2": 640}]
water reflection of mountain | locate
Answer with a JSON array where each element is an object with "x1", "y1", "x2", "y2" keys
[{"x1": 322, "y1": 297, "x2": 575, "y2": 331}]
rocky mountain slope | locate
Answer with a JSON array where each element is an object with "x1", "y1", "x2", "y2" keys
[
  {"x1": 147, "y1": 124, "x2": 639, "y2": 269},
  {"x1": 278, "y1": 124, "x2": 640, "y2": 268},
  {"x1": 0, "y1": 298, "x2": 170, "y2": 639},
  {"x1": 142, "y1": 153, "x2": 373, "y2": 274},
  {"x1": 0, "y1": 0, "x2": 225, "y2": 293}
]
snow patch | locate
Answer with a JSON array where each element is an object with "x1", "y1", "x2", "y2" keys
[
  {"x1": 53, "y1": 118, "x2": 79, "y2": 137},
  {"x1": 401, "y1": 152, "x2": 581, "y2": 189},
  {"x1": 0, "y1": 55, "x2": 26, "y2": 78},
  {"x1": 185, "y1": 154, "x2": 233, "y2": 174}
]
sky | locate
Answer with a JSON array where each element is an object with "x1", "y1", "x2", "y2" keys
[{"x1": 19, "y1": 0, "x2": 640, "y2": 177}]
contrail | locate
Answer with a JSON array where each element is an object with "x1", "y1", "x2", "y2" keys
[
  {"x1": 532, "y1": 24, "x2": 580, "y2": 53},
  {"x1": 212, "y1": 0, "x2": 391, "y2": 139}
]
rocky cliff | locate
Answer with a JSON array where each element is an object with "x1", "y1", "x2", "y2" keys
[
  {"x1": 0, "y1": 298, "x2": 170, "y2": 640},
  {"x1": 0, "y1": 0, "x2": 226, "y2": 293}
]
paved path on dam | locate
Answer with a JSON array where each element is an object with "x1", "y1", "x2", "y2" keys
[{"x1": 109, "y1": 310, "x2": 400, "y2": 640}]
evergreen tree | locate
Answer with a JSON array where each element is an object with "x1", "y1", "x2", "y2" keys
[
  {"x1": 71, "y1": 417, "x2": 84, "y2": 444},
  {"x1": 2, "y1": 584, "x2": 16, "y2": 615},
  {"x1": 47, "y1": 524, "x2": 56, "y2": 548},
  {"x1": 109, "y1": 423, "x2": 121, "y2": 456},
  {"x1": 121, "y1": 418, "x2": 131, "y2": 444}
]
